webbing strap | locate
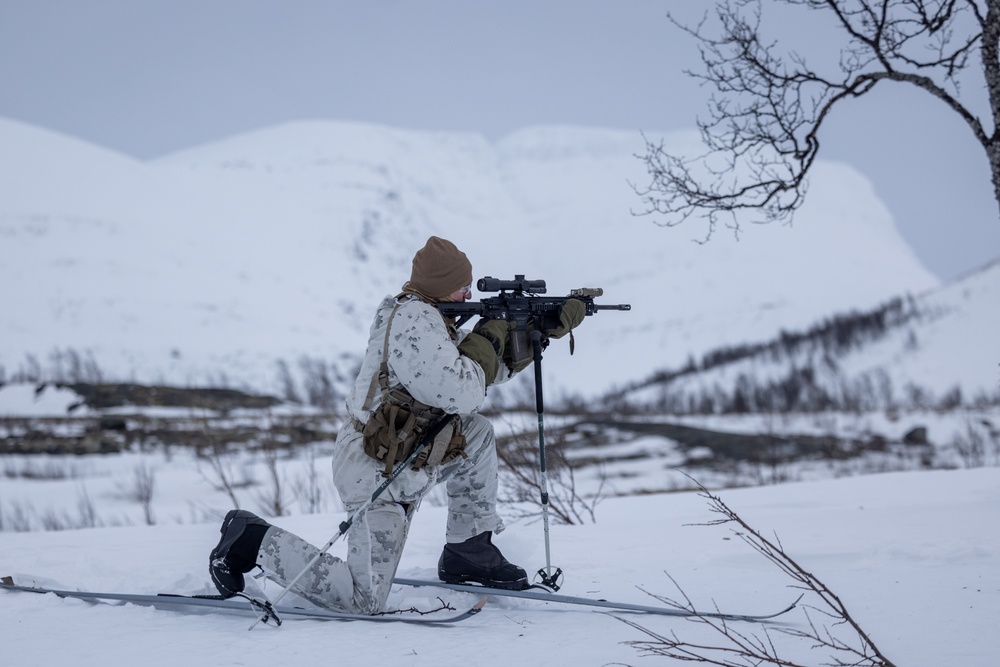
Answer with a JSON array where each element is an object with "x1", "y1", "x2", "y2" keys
[
  {"x1": 361, "y1": 300, "x2": 405, "y2": 412},
  {"x1": 381, "y1": 403, "x2": 402, "y2": 478}
]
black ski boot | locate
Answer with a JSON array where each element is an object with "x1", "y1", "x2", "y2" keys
[
  {"x1": 438, "y1": 532, "x2": 529, "y2": 590},
  {"x1": 209, "y1": 509, "x2": 271, "y2": 598}
]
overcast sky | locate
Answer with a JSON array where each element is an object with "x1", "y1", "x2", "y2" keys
[{"x1": 1, "y1": 0, "x2": 997, "y2": 283}]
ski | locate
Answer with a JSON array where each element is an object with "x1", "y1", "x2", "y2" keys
[
  {"x1": 393, "y1": 577, "x2": 799, "y2": 622},
  {"x1": 2, "y1": 579, "x2": 487, "y2": 625}
]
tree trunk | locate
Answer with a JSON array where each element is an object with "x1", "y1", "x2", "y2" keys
[{"x1": 983, "y1": 0, "x2": 1000, "y2": 219}]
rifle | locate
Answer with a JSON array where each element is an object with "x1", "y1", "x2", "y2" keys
[
  {"x1": 437, "y1": 274, "x2": 628, "y2": 591},
  {"x1": 436, "y1": 274, "x2": 631, "y2": 366}
]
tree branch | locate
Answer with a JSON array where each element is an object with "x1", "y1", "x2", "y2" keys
[
  {"x1": 618, "y1": 476, "x2": 897, "y2": 667},
  {"x1": 636, "y1": 0, "x2": 997, "y2": 234}
]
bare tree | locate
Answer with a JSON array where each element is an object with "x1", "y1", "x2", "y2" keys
[
  {"x1": 131, "y1": 461, "x2": 157, "y2": 525},
  {"x1": 292, "y1": 443, "x2": 326, "y2": 514},
  {"x1": 619, "y1": 480, "x2": 896, "y2": 666},
  {"x1": 636, "y1": 0, "x2": 1000, "y2": 237},
  {"x1": 951, "y1": 416, "x2": 999, "y2": 466},
  {"x1": 76, "y1": 485, "x2": 100, "y2": 529},
  {"x1": 496, "y1": 420, "x2": 606, "y2": 526},
  {"x1": 197, "y1": 438, "x2": 256, "y2": 509},
  {"x1": 255, "y1": 440, "x2": 288, "y2": 517}
]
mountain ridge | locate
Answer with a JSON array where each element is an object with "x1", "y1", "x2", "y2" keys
[{"x1": 2, "y1": 116, "x2": 972, "y2": 402}]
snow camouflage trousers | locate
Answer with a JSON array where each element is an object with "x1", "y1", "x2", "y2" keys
[{"x1": 254, "y1": 413, "x2": 504, "y2": 614}]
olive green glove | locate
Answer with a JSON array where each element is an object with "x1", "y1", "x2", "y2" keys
[
  {"x1": 473, "y1": 318, "x2": 515, "y2": 353},
  {"x1": 544, "y1": 298, "x2": 586, "y2": 339},
  {"x1": 458, "y1": 319, "x2": 515, "y2": 385}
]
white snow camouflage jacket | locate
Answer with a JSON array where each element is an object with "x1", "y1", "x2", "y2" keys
[{"x1": 345, "y1": 293, "x2": 507, "y2": 423}]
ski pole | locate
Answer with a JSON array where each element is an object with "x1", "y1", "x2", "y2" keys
[
  {"x1": 531, "y1": 330, "x2": 562, "y2": 591},
  {"x1": 248, "y1": 415, "x2": 455, "y2": 630}
]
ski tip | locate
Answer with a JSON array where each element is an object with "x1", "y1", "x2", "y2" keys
[{"x1": 473, "y1": 596, "x2": 489, "y2": 611}]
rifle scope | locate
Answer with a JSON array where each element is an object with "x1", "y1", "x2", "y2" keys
[{"x1": 477, "y1": 275, "x2": 547, "y2": 294}]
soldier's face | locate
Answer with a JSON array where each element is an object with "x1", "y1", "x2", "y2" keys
[{"x1": 447, "y1": 284, "x2": 473, "y2": 302}]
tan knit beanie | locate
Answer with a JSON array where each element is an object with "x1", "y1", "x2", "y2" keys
[{"x1": 408, "y1": 236, "x2": 473, "y2": 299}]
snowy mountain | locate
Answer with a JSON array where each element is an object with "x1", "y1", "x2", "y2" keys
[
  {"x1": 619, "y1": 259, "x2": 1000, "y2": 412},
  {"x1": 0, "y1": 115, "x2": 967, "y2": 402}
]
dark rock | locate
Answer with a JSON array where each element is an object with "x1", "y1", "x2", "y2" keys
[{"x1": 903, "y1": 426, "x2": 929, "y2": 445}]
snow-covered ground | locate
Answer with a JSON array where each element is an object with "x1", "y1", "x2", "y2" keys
[
  {"x1": 2, "y1": 113, "x2": 997, "y2": 666},
  {"x1": 2, "y1": 464, "x2": 997, "y2": 666},
  {"x1": 1, "y1": 389, "x2": 998, "y2": 666}
]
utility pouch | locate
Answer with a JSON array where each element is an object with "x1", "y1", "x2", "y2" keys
[{"x1": 362, "y1": 388, "x2": 467, "y2": 478}]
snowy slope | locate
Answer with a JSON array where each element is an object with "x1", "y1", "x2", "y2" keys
[
  {"x1": 623, "y1": 259, "x2": 1000, "y2": 410},
  {"x1": 0, "y1": 116, "x2": 946, "y2": 398},
  {"x1": 900, "y1": 259, "x2": 1000, "y2": 396},
  {"x1": 2, "y1": 467, "x2": 998, "y2": 666}
]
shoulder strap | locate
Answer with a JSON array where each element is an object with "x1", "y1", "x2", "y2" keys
[{"x1": 361, "y1": 300, "x2": 405, "y2": 412}]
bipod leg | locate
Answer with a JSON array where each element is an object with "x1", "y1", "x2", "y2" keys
[
  {"x1": 530, "y1": 330, "x2": 563, "y2": 592},
  {"x1": 247, "y1": 416, "x2": 456, "y2": 630}
]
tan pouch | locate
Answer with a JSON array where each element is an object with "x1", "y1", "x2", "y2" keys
[{"x1": 362, "y1": 387, "x2": 467, "y2": 477}]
